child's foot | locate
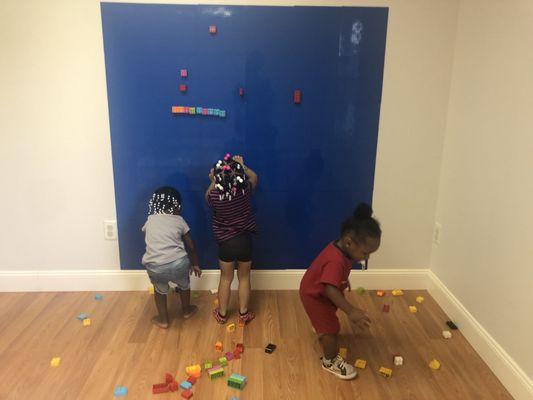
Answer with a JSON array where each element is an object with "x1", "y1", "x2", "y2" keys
[
  {"x1": 212, "y1": 308, "x2": 227, "y2": 324},
  {"x1": 322, "y1": 354, "x2": 357, "y2": 380},
  {"x1": 238, "y1": 310, "x2": 255, "y2": 325},
  {"x1": 151, "y1": 316, "x2": 169, "y2": 329},
  {"x1": 183, "y1": 305, "x2": 198, "y2": 319}
]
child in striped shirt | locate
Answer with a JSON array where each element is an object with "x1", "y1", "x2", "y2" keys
[{"x1": 206, "y1": 154, "x2": 258, "y2": 325}]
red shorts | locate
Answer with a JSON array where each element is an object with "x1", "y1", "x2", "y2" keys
[{"x1": 299, "y1": 292, "x2": 340, "y2": 335}]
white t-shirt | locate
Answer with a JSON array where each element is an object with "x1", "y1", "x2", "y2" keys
[{"x1": 141, "y1": 214, "x2": 190, "y2": 266}]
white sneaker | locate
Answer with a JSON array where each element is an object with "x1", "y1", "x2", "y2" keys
[{"x1": 322, "y1": 354, "x2": 357, "y2": 380}]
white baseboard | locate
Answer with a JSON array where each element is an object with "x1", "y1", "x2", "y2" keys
[
  {"x1": 427, "y1": 271, "x2": 533, "y2": 400},
  {"x1": 0, "y1": 268, "x2": 530, "y2": 399},
  {"x1": 0, "y1": 268, "x2": 427, "y2": 292}
]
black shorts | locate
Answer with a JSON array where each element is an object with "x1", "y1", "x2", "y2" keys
[{"x1": 218, "y1": 234, "x2": 252, "y2": 262}]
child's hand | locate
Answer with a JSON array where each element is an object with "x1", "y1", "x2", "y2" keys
[
  {"x1": 232, "y1": 155, "x2": 244, "y2": 166},
  {"x1": 190, "y1": 265, "x2": 202, "y2": 277},
  {"x1": 348, "y1": 308, "x2": 371, "y2": 330}
]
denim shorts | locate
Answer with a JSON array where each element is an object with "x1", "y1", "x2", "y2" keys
[{"x1": 145, "y1": 257, "x2": 190, "y2": 295}]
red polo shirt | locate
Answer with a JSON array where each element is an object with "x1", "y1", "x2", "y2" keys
[{"x1": 299, "y1": 242, "x2": 353, "y2": 334}]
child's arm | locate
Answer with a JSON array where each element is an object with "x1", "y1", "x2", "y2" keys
[
  {"x1": 182, "y1": 232, "x2": 202, "y2": 277},
  {"x1": 205, "y1": 168, "x2": 216, "y2": 203},
  {"x1": 233, "y1": 155, "x2": 258, "y2": 189},
  {"x1": 324, "y1": 284, "x2": 371, "y2": 329}
]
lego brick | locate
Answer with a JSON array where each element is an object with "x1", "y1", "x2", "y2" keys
[
  {"x1": 446, "y1": 320, "x2": 458, "y2": 330},
  {"x1": 207, "y1": 366, "x2": 225, "y2": 379},
  {"x1": 219, "y1": 356, "x2": 228, "y2": 367},
  {"x1": 181, "y1": 389, "x2": 193, "y2": 399},
  {"x1": 235, "y1": 343, "x2": 244, "y2": 353},
  {"x1": 409, "y1": 306, "x2": 417, "y2": 313},
  {"x1": 429, "y1": 359, "x2": 441, "y2": 370},
  {"x1": 168, "y1": 381, "x2": 178, "y2": 392},
  {"x1": 95, "y1": 294, "x2": 103, "y2": 300},
  {"x1": 265, "y1": 343, "x2": 276, "y2": 354},
  {"x1": 227, "y1": 373, "x2": 247, "y2": 390},
  {"x1": 378, "y1": 367, "x2": 392, "y2": 378},
  {"x1": 196, "y1": 107, "x2": 202, "y2": 114},
  {"x1": 180, "y1": 381, "x2": 192, "y2": 390},
  {"x1": 114, "y1": 386, "x2": 128, "y2": 397},
  {"x1": 152, "y1": 383, "x2": 169, "y2": 394},
  {"x1": 219, "y1": 110, "x2": 226, "y2": 118},
  {"x1": 354, "y1": 359, "x2": 366, "y2": 369},
  {"x1": 233, "y1": 350, "x2": 241, "y2": 359},
  {"x1": 50, "y1": 357, "x2": 61, "y2": 367},
  {"x1": 442, "y1": 330, "x2": 452, "y2": 339},
  {"x1": 416, "y1": 296, "x2": 425, "y2": 303},
  {"x1": 392, "y1": 289, "x2": 404, "y2": 296},
  {"x1": 76, "y1": 313, "x2": 88, "y2": 320},
  {"x1": 202, "y1": 108, "x2": 208, "y2": 115},
  {"x1": 376, "y1": 290, "x2": 385, "y2": 297},
  {"x1": 179, "y1": 84, "x2": 187, "y2": 92},
  {"x1": 356, "y1": 286, "x2": 365, "y2": 294},
  {"x1": 339, "y1": 347, "x2": 347, "y2": 359},
  {"x1": 382, "y1": 304, "x2": 390, "y2": 312},
  {"x1": 82, "y1": 318, "x2": 91, "y2": 327},
  {"x1": 209, "y1": 25, "x2": 217, "y2": 34},
  {"x1": 227, "y1": 323, "x2": 236, "y2": 333},
  {"x1": 393, "y1": 356, "x2": 403, "y2": 366},
  {"x1": 186, "y1": 376, "x2": 197, "y2": 385},
  {"x1": 185, "y1": 364, "x2": 201, "y2": 378},
  {"x1": 225, "y1": 351, "x2": 234, "y2": 361},
  {"x1": 165, "y1": 373, "x2": 174, "y2": 384},
  {"x1": 215, "y1": 341, "x2": 223, "y2": 352},
  {"x1": 239, "y1": 87, "x2": 244, "y2": 97},
  {"x1": 149, "y1": 285, "x2": 154, "y2": 294},
  {"x1": 172, "y1": 106, "x2": 180, "y2": 114},
  {"x1": 189, "y1": 107, "x2": 195, "y2": 115},
  {"x1": 180, "y1": 69, "x2": 188, "y2": 78},
  {"x1": 293, "y1": 89, "x2": 301, "y2": 104},
  {"x1": 204, "y1": 361, "x2": 213, "y2": 369}
]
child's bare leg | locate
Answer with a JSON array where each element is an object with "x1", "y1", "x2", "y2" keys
[
  {"x1": 319, "y1": 334, "x2": 338, "y2": 360},
  {"x1": 218, "y1": 260, "x2": 235, "y2": 316},
  {"x1": 236, "y1": 261, "x2": 252, "y2": 314},
  {"x1": 178, "y1": 289, "x2": 198, "y2": 319},
  {"x1": 152, "y1": 292, "x2": 169, "y2": 329}
]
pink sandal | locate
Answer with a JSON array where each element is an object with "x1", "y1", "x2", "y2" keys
[
  {"x1": 238, "y1": 310, "x2": 255, "y2": 325},
  {"x1": 212, "y1": 308, "x2": 227, "y2": 324}
]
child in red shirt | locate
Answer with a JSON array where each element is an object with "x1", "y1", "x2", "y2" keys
[{"x1": 299, "y1": 203, "x2": 381, "y2": 380}]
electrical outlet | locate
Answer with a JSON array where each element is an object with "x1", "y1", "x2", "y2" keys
[
  {"x1": 434, "y1": 222, "x2": 442, "y2": 245},
  {"x1": 103, "y1": 220, "x2": 117, "y2": 240}
]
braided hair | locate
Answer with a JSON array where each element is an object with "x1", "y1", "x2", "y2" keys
[
  {"x1": 212, "y1": 153, "x2": 248, "y2": 201},
  {"x1": 148, "y1": 186, "x2": 182, "y2": 215},
  {"x1": 341, "y1": 203, "x2": 381, "y2": 243}
]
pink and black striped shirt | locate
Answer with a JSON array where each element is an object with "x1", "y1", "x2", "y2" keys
[{"x1": 207, "y1": 183, "x2": 257, "y2": 243}]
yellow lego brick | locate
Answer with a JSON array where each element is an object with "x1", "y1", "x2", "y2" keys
[
  {"x1": 392, "y1": 289, "x2": 403, "y2": 296},
  {"x1": 149, "y1": 285, "x2": 154, "y2": 294},
  {"x1": 429, "y1": 359, "x2": 441, "y2": 370},
  {"x1": 50, "y1": 357, "x2": 61, "y2": 367},
  {"x1": 378, "y1": 367, "x2": 392, "y2": 378},
  {"x1": 82, "y1": 318, "x2": 91, "y2": 327},
  {"x1": 409, "y1": 306, "x2": 417, "y2": 313},
  {"x1": 339, "y1": 347, "x2": 347, "y2": 359},
  {"x1": 226, "y1": 323, "x2": 236, "y2": 333},
  {"x1": 416, "y1": 296, "x2": 425, "y2": 303},
  {"x1": 355, "y1": 359, "x2": 367, "y2": 369}
]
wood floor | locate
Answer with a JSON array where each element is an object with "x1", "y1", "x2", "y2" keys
[{"x1": 0, "y1": 289, "x2": 513, "y2": 400}]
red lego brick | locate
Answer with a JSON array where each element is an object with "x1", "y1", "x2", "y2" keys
[
  {"x1": 187, "y1": 376, "x2": 197, "y2": 385},
  {"x1": 168, "y1": 381, "x2": 178, "y2": 392},
  {"x1": 165, "y1": 373, "x2": 174, "y2": 384},
  {"x1": 233, "y1": 350, "x2": 241, "y2": 359},
  {"x1": 294, "y1": 89, "x2": 301, "y2": 104},
  {"x1": 209, "y1": 25, "x2": 217, "y2": 34},
  {"x1": 181, "y1": 389, "x2": 193, "y2": 399},
  {"x1": 235, "y1": 343, "x2": 244, "y2": 353},
  {"x1": 180, "y1": 69, "x2": 188, "y2": 78},
  {"x1": 383, "y1": 304, "x2": 390, "y2": 312},
  {"x1": 239, "y1": 87, "x2": 244, "y2": 97},
  {"x1": 152, "y1": 383, "x2": 169, "y2": 394},
  {"x1": 179, "y1": 84, "x2": 187, "y2": 93}
]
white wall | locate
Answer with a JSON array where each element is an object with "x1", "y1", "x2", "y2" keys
[
  {"x1": 432, "y1": 0, "x2": 533, "y2": 382},
  {"x1": 0, "y1": 0, "x2": 459, "y2": 270}
]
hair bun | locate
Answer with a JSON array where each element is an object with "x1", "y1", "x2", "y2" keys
[{"x1": 353, "y1": 202, "x2": 373, "y2": 219}]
